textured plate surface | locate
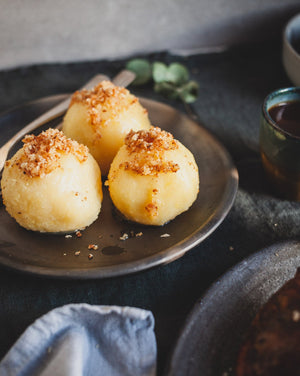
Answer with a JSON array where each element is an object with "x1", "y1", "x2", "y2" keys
[
  {"x1": 165, "y1": 240, "x2": 300, "y2": 376},
  {"x1": 0, "y1": 95, "x2": 238, "y2": 279}
]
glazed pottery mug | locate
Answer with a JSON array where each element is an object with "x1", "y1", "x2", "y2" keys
[{"x1": 260, "y1": 87, "x2": 300, "y2": 200}]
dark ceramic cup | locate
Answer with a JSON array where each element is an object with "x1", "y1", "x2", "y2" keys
[{"x1": 260, "y1": 87, "x2": 300, "y2": 200}]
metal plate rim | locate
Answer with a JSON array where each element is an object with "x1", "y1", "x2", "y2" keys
[{"x1": 0, "y1": 95, "x2": 238, "y2": 279}]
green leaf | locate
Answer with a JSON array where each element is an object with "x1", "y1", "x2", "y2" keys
[
  {"x1": 154, "y1": 82, "x2": 180, "y2": 100},
  {"x1": 125, "y1": 58, "x2": 199, "y2": 104},
  {"x1": 154, "y1": 81, "x2": 175, "y2": 95},
  {"x1": 152, "y1": 62, "x2": 168, "y2": 83},
  {"x1": 178, "y1": 81, "x2": 199, "y2": 103},
  {"x1": 165, "y1": 63, "x2": 189, "y2": 85},
  {"x1": 125, "y1": 59, "x2": 152, "y2": 85}
]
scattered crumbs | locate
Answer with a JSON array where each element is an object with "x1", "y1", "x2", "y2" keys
[
  {"x1": 104, "y1": 180, "x2": 109, "y2": 186},
  {"x1": 275, "y1": 252, "x2": 279, "y2": 257},
  {"x1": 63, "y1": 253, "x2": 67, "y2": 256},
  {"x1": 120, "y1": 233, "x2": 129, "y2": 241},
  {"x1": 88, "y1": 244, "x2": 99, "y2": 250},
  {"x1": 160, "y1": 233, "x2": 170, "y2": 238},
  {"x1": 88, "y1": 253, "x2": 94, "y2": 260},
  {"x1": 98, "y1": 235, "x2": 103, "y2": 239},
  {"x1": 274, "y1": 223, "x2": 278, "y2": 227},
  {"x1": 120, "y1": 230, "x2": 143, "y2": 239},
  {"x1": 229, "y1": 246, "x2": 234, "y2": 251},
  {"x1": 75, "y1": 230, "x2": 82, "y2": 238},
  {"x1": 65, "y1": 234, "x2": 72, "y2": 238},
  {"x1": 74, "y1": 251, "x2": 81, "y2": 256},
  {"x1": 293, "y1": 310, "x2": 300, "y2": 322}
]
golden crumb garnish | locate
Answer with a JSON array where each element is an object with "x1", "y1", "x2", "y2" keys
[
  {"x1": 145, "y1": 202, "x2": 159, "y2": 217},
  {"x1": 160, "y1": 233, "x2": 171, "y2": 238},
  {"x1": 15, "y1": 128, "x2": 88, "y2": 178},
  {"x1": 75, "y1": 230, "x2": 83, "y2": 238},
  {"x1": 70, "y1": 81, "x2": 139, "y2": 128},
  {"x1": 120, "y1": 233, "x2": 129, "y2": 241},
  {"x1": 125, "y1": 126, "x2": 178, "y2": 153},
  {"x1": 88, "y1": 244, "x2": 98, "y2": 250},
  {"x1": 120, "y1": 127, "x2": 180, "y2": 176}
]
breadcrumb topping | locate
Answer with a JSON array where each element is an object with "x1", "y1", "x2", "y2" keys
[
  {"x1": 13, "y1": 128, "x2": 88, "y2": 178},
  {"x1": 145, "y1": 202, "x2": 158, "y2": 217},
  {"x1": 120, "y1": 127, "x2": 180, "y2": 176},
  {"x1": 70, "y1": 81, "x2": 140, "y2": 128}
]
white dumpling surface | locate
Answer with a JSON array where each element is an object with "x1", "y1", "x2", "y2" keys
[
  {"x1": 1, "y1": 128, "x2": 102, "y2": 233},
  {"x1": 63, "y1": 80, "x2": 151, "y2": 175},
  {"x1": 107, "y1": 127, "x2": 199, "y2": 226}
]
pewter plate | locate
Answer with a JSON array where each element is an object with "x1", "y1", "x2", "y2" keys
[
  {"x1": 165, "y1": 240, "x2": 300, "y2": 376},
  {"x1": 0, "y1": 95, "x2": 238, "y2": 279}
]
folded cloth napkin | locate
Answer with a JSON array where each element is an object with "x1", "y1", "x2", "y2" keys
[{"x1": 0, "y1": 304, "x2": 156, "y2": 376}]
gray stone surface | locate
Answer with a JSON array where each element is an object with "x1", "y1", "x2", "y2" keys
[{"x1": 1, "y1": 0, "x2": 300, "y2": 69}]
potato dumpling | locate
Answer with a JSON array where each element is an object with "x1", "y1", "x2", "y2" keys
[
  {"x1": 1, "y1": 128, "x2": 102, "y2": 233},
  {"x1": 62, "y1": 80, "x2": 151, "y2": 175},
  {"x1": 107, "y1": 126, "x2": 199, "y2": 226}
]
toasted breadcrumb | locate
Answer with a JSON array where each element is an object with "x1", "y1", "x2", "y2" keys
[
  {"x1": 88, "y1": 244, "x2": 98, "y2": 250},
  {"x1": 13, "y1": 128, "x2": 88, "y2": 178},
  {"x1": 145, "y1": 202, "x2": 158, "y2": 217},
  {"x1": 125, "y1": 126, "x2": 178, "y2": 153},
  {"x1": 120, "y1": 233, "x2": 129, "y2": 241},
  {"x1": 75, "y1": 230, "x2": 82, "y2": 238},
  {"x1": 70, "y1": 81, "x2": 142, "y2": 128},
  {"x1": 120, "y1": 127, "x2": 180, "y2": 176}
]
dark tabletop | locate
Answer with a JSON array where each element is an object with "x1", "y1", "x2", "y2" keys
[{"x1": 0, "y1": 39, "x2": 299, "y2": 375}]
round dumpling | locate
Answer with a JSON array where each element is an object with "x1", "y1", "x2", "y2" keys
[
  {"x1": 62, "y1": 80, "x2": 151, "y2": 175},
  {"x1": 107, "y1": 126, "x2": 199, "y2": 226},
  {"x1": 1, "y1": 128, "x2": 102, "y2": 233}
]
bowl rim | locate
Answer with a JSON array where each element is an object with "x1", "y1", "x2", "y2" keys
[
  {"x1": 262, "y1": 86, "x2": 300, "y2": 140},
  {"x1": 283, "y1": 13, "x2": 300, "y2": 60}
]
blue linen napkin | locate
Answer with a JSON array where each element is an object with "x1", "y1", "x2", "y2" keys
[{"x1": 0, "y1": 304, "x2": 156, "y2": 376}]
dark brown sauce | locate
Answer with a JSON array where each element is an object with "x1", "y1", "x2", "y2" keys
[{"x1": 269, "y1": 101, "x2": 300, "y2": 137}]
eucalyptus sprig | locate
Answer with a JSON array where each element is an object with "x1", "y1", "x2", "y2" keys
[{"x1": 125, "y1": 59, "x2": 199, "y2": 104}]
